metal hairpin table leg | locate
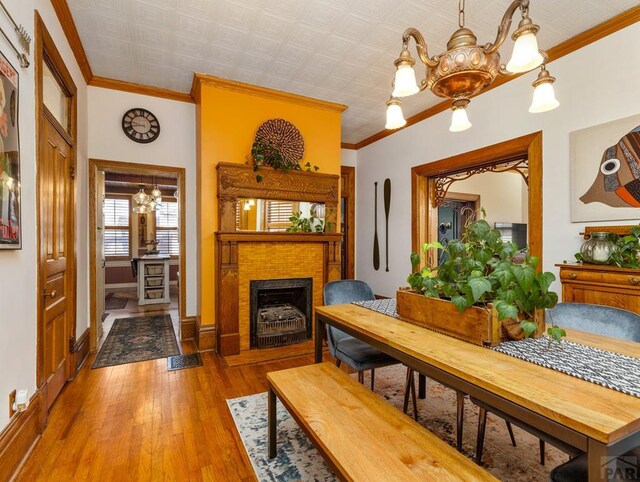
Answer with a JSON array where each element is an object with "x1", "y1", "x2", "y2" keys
[
  {"x1": 315, "y1": 314, "x2": 325, "y2": 364},
  {"x1": 268, "y1": 388, "x2": 277, "y2": 459},
  {"x1": 418, "y1": 373, "x2": 427, "y2": 399}
]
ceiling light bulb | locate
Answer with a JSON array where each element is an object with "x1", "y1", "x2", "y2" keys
[
  {"x1": 243, "y1": 201, "x2": 250, "y2": 211},
  {"x1": 529, "y1": 69, "x2": 559, "y2": 113},
  {"x1": 449, "y1": 100, "x2": 472, "y2": 132},
  {"x1": 506, "y1": 30, "x2": 543, "y2": 73},
  {"x1": 392, "y1": 49, "x2": 419, "y2": 97},
  {"x1": 147, "y1": 199, "x2": 158, "y2": 211},
  {"x1": 151, "y1": 185, "x2": 162, "y2": 198},
  {"x1": 133, "y1": 187, "x2": 150, "y2": 205},
  {"x1": 385, "y1": 99, "x2": 406, "y2": 130},
  {"x1": 133, "y1": 204, "x2": 151, "y2": 214},
  {"x1": 248, "y1": 199, "x2": 255, "y2": 206}
]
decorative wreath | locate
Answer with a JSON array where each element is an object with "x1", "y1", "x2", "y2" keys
[{"x1": 254, "y1": 118, "x2": 305, "y2": 165}]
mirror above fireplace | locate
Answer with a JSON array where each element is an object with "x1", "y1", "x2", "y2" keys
[{"x1": 236, "y1": 199, "x2": 326, "y2": 232}]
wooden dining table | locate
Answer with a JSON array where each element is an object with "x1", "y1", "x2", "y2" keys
[{"x1": 315, "y1": 303, "x2": 640, "y2": 482}]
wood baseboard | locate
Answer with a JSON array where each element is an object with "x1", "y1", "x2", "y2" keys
[
  {"x1": 195, "y1": 318, "x2": 216, "y2": 352},
  {"x1": 0, "y1": 392, "x2": 43, "y2": 481},
  {"x1": 69, "y1": 328, "x2": 90, "y2": 378},
  {"x1": 181, "y1": 316, "x2": 196, "y2": 340}
]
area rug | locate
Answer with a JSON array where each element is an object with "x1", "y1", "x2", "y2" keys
[
  {"x1": 92, "y1": 314, "x2": 179, "y2": 369},
  {"x1": 104, "y1": 294, "x2": 129, "y2": 311},
  {"x1": 167, "y1": 353, "x2": 203, "y2": 371},
  {"x1": 227, "y1": 364, "x2": 567, "y2": 482}
]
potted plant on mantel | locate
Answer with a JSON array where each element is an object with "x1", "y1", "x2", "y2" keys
[{"x1": 400, "y1": 212, "x2": 564, "y2": 346}]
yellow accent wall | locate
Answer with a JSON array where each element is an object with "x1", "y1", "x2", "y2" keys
[{"x1": 194, "y1": 75, "x2": 345, "y2": 328}]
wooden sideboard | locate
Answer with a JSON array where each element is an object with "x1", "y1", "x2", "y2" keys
[{"x1": 557, "y1": 263, "x2": 640, "y2": 314}]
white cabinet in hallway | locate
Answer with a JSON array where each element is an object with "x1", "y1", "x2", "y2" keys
[{"x1": 137, "y1": 255, "x2": 171, "y2": 305}]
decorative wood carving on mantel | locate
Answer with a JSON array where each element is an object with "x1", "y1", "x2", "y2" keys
[{"x1": 214, "y1": 162, "x2": 342, "y2": 356}]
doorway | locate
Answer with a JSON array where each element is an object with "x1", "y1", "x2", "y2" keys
[
  {"x1": 89, "y1": 160, "x2": 187, "y2": 355},
  {"x1": 437, "y1": 193, "x2": 479, "y2": 264},
  {"x1": 411, "y1": 132, "x2": 543, "y2": 267},
  {"x1": 35, "y1": 13, "x2": 77, "y2": 413},
  {"x1": 340, "y1": 166, "x2": 355, "y2": 279}
]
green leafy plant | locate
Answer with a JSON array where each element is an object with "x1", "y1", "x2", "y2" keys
[
  {"x1": 286, "y1": 210, "x2": 333, "y2": 233},
  {"x1": 249, "y1": 141, "x2": 319, "y2": 182},
  {"x1": 408, "y1": 212, "x2": 561, "y2": 342},
  {"x1": 575, "y1": 228, "x2": 640, "y2": 268}
]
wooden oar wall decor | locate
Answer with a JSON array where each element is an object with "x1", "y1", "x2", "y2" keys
[
  {"x1": 384, "y1": 178, "x2": 391, "y2": 272},
  {"x1": 373, "y1": 182, "x2": 380, "y2": 271}
]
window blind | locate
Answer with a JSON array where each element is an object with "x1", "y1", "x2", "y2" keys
[
  {"x1": 156, "y1": 200, "x2": 179, "y2": 255},
  {"x1": 103, "y1": 198, "x2": 129, "y2": 227},
  {"x1": 266, "y1": 200, "x2": 294, "y2": 232},
  {"x1": 156, "y1": 201, "x2": 178, "y2": 228},
  {"x1": 103, "y1": 197, "x2": 130, "y2": 256}
]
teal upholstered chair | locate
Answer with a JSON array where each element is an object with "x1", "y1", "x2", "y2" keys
[
  {"x1": 547, "y1": 303, "x2": 640, "y2": 481},
  {"x1": 547, "y1": 302, "x2": 640, "y2": 342},
  {"x1": 323, "y1": 280, "x2": 401, "y2": 391}
]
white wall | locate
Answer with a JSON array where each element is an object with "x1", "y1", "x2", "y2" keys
[
  {"x1": 341, "y1": 148, "x2": 357, "y2": 167},
  {"x1": 355, "y1": 22, "x2": 640, "y2": 297},
  {"x1": 450, "y1": 171, "x2": 528, "y2": 227},
  {"x1": 88, "y1": 87, "x2": 197, "y2": 316},
  {"x1": 0, "y1": 2, "x2": 89, "y2": 431}
]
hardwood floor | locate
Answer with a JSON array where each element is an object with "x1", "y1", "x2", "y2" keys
[{"x1": 17, "y1": 343, "x2": 330, "y2": 481}]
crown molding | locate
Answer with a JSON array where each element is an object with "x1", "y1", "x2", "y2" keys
[
  {"x1": 89, "y1": 76, "x2": 193, "y2": 103},
  {"x1": 191, "y1": 73, "x2": 348, "y2": 113},
  {"x1": 50, "y1": 0, "x2": 92, "y2": 83},
  {"x1": 50, "y1": 0, "x2": 193, "y2": 103},
  {"x1": 341, "y1": 143, "x2": 357, "y2": 150},
  {"x1": 353, "y1": 4, "x2": 640, "y2": 150}
]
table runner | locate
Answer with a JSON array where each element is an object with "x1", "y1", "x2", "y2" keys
[{"x1": 352, "y1": 299, "x2": 640, "y2": 398}]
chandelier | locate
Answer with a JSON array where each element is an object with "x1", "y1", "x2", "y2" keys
[
  {"x1": 132, "y1": 182, "x2": 162, "y2": 213},
  {"x1": 386, "y1": 0, "x2": 559, "y2": 132}
]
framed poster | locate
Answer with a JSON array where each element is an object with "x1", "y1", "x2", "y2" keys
[
  {"x1": 571, "y1": 114, "x2": 640, "y2": 222},
  {"x1": 0, "y1": 50, "x2": 19, "y2": 249}
]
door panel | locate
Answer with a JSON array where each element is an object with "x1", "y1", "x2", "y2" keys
[
  {"x1": 40, "y1": 118, "x2": 72, "y2": 411},
  {"x1": 96, "y1": 171, "x2": 105, "y2": 332}
]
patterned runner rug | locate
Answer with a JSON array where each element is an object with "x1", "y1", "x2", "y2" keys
[
  {"x1": 92, "y1": 314, "x2": 179, "y2": 369},
  {"x1": 227, "y1": 364, "x2": 566, "y2": 481},
  {"x1": 493, "y1": 336, "x2": 640, "y2": 398}
]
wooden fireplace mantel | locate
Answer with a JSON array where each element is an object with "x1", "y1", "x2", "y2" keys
[
  {"x1": 216, "y1": 232, "x2": 342, "y2": 243},
  {"x1": 215, "y1": 162, "x2": 342, "y2": 356}
]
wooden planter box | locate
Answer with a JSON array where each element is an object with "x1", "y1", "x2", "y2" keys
[
  {"x1": 396, "y1": 290, "x2": 504, "y2": 346},
  {"x1": 396, "y1": 290, "x2": 545, "y2": 346}
]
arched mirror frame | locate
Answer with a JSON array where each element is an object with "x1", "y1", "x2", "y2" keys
[{"x1": 411, "y1": 131, "x2": 543, "y2": 269}]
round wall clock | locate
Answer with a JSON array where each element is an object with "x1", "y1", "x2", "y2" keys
[{"x1": 122, "y1": 108, "x2": 160, "y2": 143}]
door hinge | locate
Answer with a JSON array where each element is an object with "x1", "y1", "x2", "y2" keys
[{"x1": 69, "y1": 163, "x2": 75, "y2": 179}]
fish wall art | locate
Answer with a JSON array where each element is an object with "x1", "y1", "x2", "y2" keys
[{"x1": 571, "y1": 114, "x2": 640, "y2": 222}]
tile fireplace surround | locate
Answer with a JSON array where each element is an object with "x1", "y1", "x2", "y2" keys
[{"x1": 215, "y1": 163, "x2": 342, "y2": 356}]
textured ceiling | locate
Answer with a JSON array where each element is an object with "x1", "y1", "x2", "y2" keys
[{"x1": 67, "y1": 0, "x2": 638, "y2": 144}]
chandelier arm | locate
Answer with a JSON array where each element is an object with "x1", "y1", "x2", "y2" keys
[
  {"x1": 483, "y1": 0, "x2": 527, "y2": 55},
  {"x1": 402, "y1": 27, "x2": 439, "y2": 68}
]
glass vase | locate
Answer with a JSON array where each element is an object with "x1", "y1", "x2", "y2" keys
[{"x1": 580, "y1": 232, "x2": 616, "y2": 264}]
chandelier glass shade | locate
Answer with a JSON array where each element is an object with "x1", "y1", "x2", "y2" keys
[
  {"x1": 132, "y1": 203, "x2": 151, "y2": 214},
  {"x1": 385, "y1": 98, "x2": 407, "y2": 130},
  {"x1": 132, "y1": 183, "x2": 162, "y2": 213},
  {"x1": 386, "y1": 0, "x2": 559, "y2": 132},
  {"x1": 150, "y1": 184, "x2": 162, "y2": 199},
  {"x1": 133, "y1": 186, "x2": 151, "y2": 205}
]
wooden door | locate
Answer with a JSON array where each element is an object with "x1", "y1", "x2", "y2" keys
[
  {"x1": 39, "y1": 115, "x2": 73, "y2": 411},
  {"x1": 95, "y1": 171, "x2": 105, "y2": 337},
  {"x1": 340, "y1": 166, "x2": 355, "y2": 279}
]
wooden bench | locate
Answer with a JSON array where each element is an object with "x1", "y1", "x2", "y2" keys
[{"x1": 267, "y1": 362, "x2": 497, "y2": 481}]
